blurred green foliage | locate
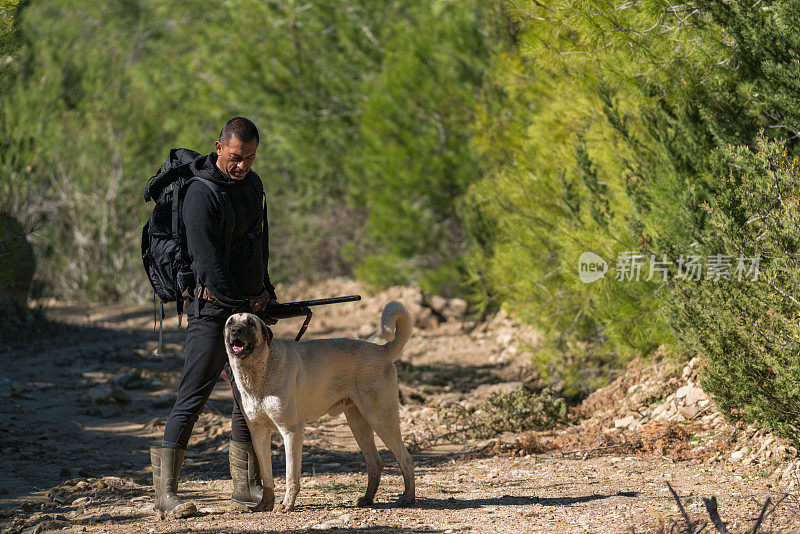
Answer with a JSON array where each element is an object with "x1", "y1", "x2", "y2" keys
[{"x1": 0, "y1": 0, "x2": 507, "y2": 300}]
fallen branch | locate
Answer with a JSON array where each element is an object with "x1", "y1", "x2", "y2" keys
[
  {"x1": 691, "y1": 406, "x2": 712, "y2": 421},
  {"x1": 656, "y1": 448, "x2": 675, "y2": 463}
]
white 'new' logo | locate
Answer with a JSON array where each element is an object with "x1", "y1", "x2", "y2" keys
[{"x1": 578, "y1": 252, "x2": 608, "y2": 283}]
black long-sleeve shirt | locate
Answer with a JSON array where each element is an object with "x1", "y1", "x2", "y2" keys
[{"x1": 183, "y1": 153, "x2": 275, "y2": 315}]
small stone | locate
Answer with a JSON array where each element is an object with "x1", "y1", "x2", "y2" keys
[
  {"x1": 683, "y1": 387, "x2": 708, "y2": 406},
  {"x1": 614, "y1": 416, "x2": 637, "y2": 429},
  {"x1": 730, "y1": 449, "x2": 747, "y2": 462},
  {"x1": 96, "y1": 513, "x2": 113, "y2": 522},
  {"x1": 447, "y1": 298, "x2": 468, "y2": 318},
  {"x1": 675, "y1": 385, "x2": 692, "y2": 400},
  {"x1": 40, "y1": 520, "x2": 71, "y2": 531},
  {"x1": 152, "y1": 394, "x2": 175, "y2": 408},
  {"x1": 170, "y1": 502, "x2": 197, "y2": 519},
  {"x1": 83, "y1": 386, "x2": 113, "y2": 404},
  {"x1": 111, "y1": 387, "x2": 129, "y2": 404},
  {"x1": 427, "y1": 295, "x2": 448, "y2": 314},
  {"x1": 112, "y1": 371, "x2": 137, "y2": 388},
  {"x1": 651, "y1": 403, "x2": 667, "y2": 418},
  {"x1": 679, "y1": 406, "x2": 699, "y2": 420}
]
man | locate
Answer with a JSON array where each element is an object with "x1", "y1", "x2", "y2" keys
[{"x1": 150, "y1": 117, "x2": 276, "y2": 519}]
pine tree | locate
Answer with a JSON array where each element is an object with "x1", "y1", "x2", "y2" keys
[{"x1": 349, "y1": 0, "x2": 509, "y2": 296}]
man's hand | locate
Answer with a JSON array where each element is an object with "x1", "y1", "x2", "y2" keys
[{"x1": 249, "y1": 290, "x2": 277, "y2": 312}]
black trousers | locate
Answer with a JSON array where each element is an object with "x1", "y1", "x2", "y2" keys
[{"x1": 162, "y1": 304, "x2": 251, "y2": 449}]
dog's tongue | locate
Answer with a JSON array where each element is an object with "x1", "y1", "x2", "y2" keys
[{"x1": 232, "y1": 340, "x2": 245, "y2": 354}]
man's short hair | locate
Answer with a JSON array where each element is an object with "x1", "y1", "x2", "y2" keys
[{"x1": 219, "y1": 117, "x2": 260, "y2": 146}]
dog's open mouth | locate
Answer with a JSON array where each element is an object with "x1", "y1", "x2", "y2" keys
[{"x1": 230, "y1": 338, "x2": 251, "y2": 356}]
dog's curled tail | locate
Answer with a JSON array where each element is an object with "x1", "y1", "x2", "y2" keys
[{"x1": 381, "y1": 301, "x2": 413, "y2": 359}]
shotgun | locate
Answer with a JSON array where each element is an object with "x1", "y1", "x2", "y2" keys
[{"x1": 260, "y1": 294, "x2": 361, "y2": 340}]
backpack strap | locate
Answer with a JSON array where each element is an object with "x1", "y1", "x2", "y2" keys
[{"x1": 262, "y1": 191, "x2": 267, "y2": 239}]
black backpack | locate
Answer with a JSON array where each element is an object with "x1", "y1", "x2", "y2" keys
[{"x1": 141, "y1": 148, "x2": 235, "y2": 348}]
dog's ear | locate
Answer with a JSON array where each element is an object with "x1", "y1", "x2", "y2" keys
[{"x1": 259, "y1": 319, "x2": 273, "y2": 346}]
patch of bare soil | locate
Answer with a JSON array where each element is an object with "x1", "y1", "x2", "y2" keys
[{"x1": 1, "y1": 279, "x2": 799, "y2": 533}]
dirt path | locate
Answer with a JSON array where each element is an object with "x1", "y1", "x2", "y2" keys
[{"x1": 1, "y1": 285, "x2": 799, "y2": 533}]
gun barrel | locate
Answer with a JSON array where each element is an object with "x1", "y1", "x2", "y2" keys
[
  {"x1": 287, "y1": 295, "x2": 361, "y2": 308},
  {"x1": 262, "y1": 295, "x2": 361, "y2": 318}
]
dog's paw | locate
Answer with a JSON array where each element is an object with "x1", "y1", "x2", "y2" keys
[
  {"x1": 275, "y1": 503, "x2": 295, "y2": 513},
  {"x1": 396, "y1": 495, "x2": 415, "y2": 507},
  {"x1": 356, "y1": 496, "x2": 374, "y2": 507},
  {"x1": 249, "y1": 494, "x2": 275, "y2": 513}
]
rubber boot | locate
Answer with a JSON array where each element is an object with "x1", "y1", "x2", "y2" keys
[
  {"x1": 229, "y1": 441, "x2": 264, "y2": 505},
  {"x1": 150, "y1": 446, "x2": 197, "y2": 519}
]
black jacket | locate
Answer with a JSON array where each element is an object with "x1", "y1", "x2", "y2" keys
[{"x1": 183, "y1": 153, "x2": 275, "y2": 314}]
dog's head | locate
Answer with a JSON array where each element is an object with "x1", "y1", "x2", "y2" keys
[{"x1": 225, "y1": 313, "x2": 273, "y2": 359}]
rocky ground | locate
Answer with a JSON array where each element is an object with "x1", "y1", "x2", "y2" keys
[{"x1": 1, "y1": 279, "x2": 800, "y2": 533}]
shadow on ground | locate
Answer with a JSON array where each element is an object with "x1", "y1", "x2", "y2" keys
[
  {"x1": 367, "y1": 491, "x2": 638, "y2": 510},
  {"x1": 0, "y1": 311, "x2": 183, "y2": 501}
]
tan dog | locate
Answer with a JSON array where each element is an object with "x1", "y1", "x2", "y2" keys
[{"x1": 224, "y1": 301, "x2": 415, "y2": 512}]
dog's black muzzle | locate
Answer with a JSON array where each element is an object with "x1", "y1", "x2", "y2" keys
[{"x1": 226, "y1": 323, "x2": 255, "y2": 358}]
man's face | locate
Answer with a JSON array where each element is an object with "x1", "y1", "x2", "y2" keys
[{"x1": 215, "y1": 136, "x2": 258, "y2": 181}]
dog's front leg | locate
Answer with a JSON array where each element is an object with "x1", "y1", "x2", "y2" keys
[
  {"x1": 249, "y1": 425, "x2": 275, "y2": 512},
  {"x1": 277, "y1": 422, "x2": 304, "y2": 512}
]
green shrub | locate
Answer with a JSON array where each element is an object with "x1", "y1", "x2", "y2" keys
[
  {"x1": 437, "y1": 388, "x2": 568, "y2": 441},
  {"x1": 675, "y1": 135, "x2": 800, "y2": 438}
]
